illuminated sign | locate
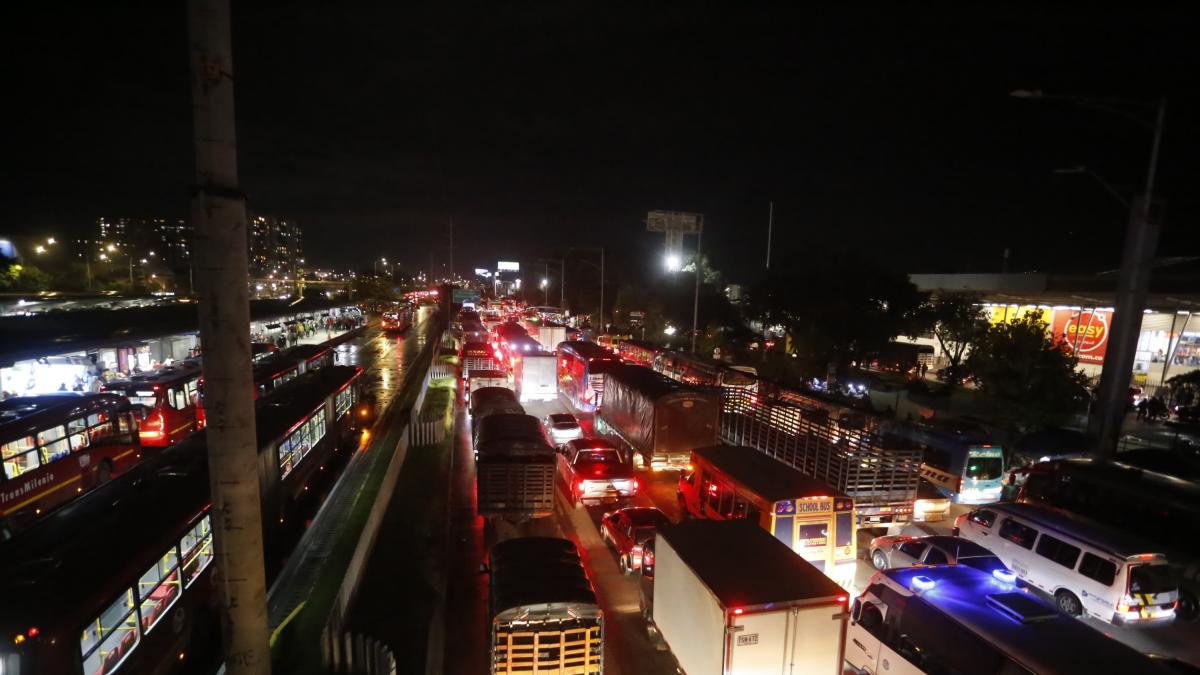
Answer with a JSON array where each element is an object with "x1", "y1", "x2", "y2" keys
[
  {"x1": 1051, "y1": 309, "x2": 1111, "y2": 365},
  {"x1": 497, "y1": 261, "x2": 520, "y2": 272}
]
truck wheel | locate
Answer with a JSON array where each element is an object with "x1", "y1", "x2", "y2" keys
[{"x1": 1055, "y1": 590, "x2": 1082, "y2": 617}]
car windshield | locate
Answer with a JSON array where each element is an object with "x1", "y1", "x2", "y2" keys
[
  {"x1": 578, "y1": 449, "x2": 620, "y2": 463},
  {"x1": 633, "y1": 526, "x2": 659, "y2": 542},
  {"x1": 1130, "y1": 564, "x2": 1177, "y2": 595},
  {"x1": 960, "y1": 555, "x2": 1007, "y2": 574},
  {"x1": 965, "y1": 457, "x2": 1003, "y2": 481},
  {"x1": 550, "y1": 414, "x2": 576, "y2": 425},
  {"x1": 553, "y1": 421, "x2": 579, "y2": 430}
]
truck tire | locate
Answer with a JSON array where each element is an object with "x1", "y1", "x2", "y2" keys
[{"x1": 1055, "y1": 590, "x2": 1082, "y2": 617}]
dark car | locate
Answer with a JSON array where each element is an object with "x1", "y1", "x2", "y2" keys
[
  {"x1": 600, "y1": 506, "x2": 669, "y2": 574},
  {"x1": 558, "y1": 438, "x2": 636, "y2": 506}
]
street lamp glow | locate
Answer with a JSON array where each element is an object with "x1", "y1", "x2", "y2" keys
[
  {"x1": 540, "y1": 278, "x2": 548, "y2": 288},
  {"x1": 46, "y1": 237, "x2": 56, "y2": 245},
  {"x1": 664, "y1": 324, "x2": 677, "y2": 336},
  {"x1": 106, "y1": 244, "x2": 116, "y2": 252},
  {"x1": 99, "y1": 253, "x2": 109, "y2": 261},
  {"x1": 664, "y1": 253, "x2": 682, "y2": 272},
  {"x1": 34, "y1": 245, "x2": 46, "y2": 254}
]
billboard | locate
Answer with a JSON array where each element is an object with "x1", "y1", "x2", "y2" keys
[
  {"x1": 1050, "y1": 309, "x2": 1111, "y2": 365},
  {"x1": 497, "y1": 261, "x2": 520, "y2": 272},
  {"x1": 988, "y1": 305, "x2": 1111, "y2": 365}
]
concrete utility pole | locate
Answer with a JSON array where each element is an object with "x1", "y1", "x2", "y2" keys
[
  {"x1": 692, "y1": 221, "x2": 703, "y2": 354},
  {"x1": 187, "y1": 1, "x2": 271, "y2": 673},
  {"x1": 1092, "y1": 99, "x2": 1166, "y2": 459}
]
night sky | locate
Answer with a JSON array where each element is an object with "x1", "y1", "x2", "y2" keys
[{"x1": 3, "y1": 3, "x2": 1198, "y2": 282}]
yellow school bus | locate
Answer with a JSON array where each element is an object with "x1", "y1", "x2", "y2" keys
[{"x1": 678, "y1": 445, "x2": 856, "y2": 583}]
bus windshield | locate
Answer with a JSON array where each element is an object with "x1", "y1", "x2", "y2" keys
[
  {"x1": 965, "y1": 457, "x2": 1003, "y2": 480},
  {"x1": 1130, "y1": 564, "x2": 1176, "y2": 594}
]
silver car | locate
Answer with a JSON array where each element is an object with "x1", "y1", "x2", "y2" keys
[
  {"x1": 543, "y1": 412, "x2": 584, "y2": 445},
  {"x1": 869, "y1": 534, "x2": 1006, "y2": 574}
]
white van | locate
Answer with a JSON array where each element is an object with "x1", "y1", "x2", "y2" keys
[{"x1": 954, "y1": 502, "x2": 1177, "y2": 625}]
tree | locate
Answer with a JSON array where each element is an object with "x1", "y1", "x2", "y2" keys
[
  {"x1": 753, "y1": 262, "x2": 926, "y2": 378},
  {"x1": 965, "y1": 310, "x2": 1091, "y2": 432},
  {"x1": 916, "y1": 292, "x2": 987, "y2": 381},
  {"x1": 0, "y1": 261, "x2": 52, "y2": 291}
]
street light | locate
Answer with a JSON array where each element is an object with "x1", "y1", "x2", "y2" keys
[
  {"x1": 664, "y1": 253, "x2": 682, "y2": 272},
  {"x1": 1013, "y1": 89, "x2": 1166, "y2": 460}
]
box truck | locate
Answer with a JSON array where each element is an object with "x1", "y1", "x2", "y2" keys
[
  {"x1": 474, "y1": 413, "x2": 556, "y2": 518},
  {"x1": 643, "y1": 520, "x2": 849, "y2": 675},
  {"x1": 515, "y1": 352, "x2": 557, "y2": 402}
]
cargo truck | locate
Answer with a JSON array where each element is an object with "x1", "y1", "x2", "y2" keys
[
  {"x1": 467, "y1": 369, "x2": 512, "y2": 404},
  {"x1": 462, "y1": 340, "x2": 500, "y2": 379},
  {"x1": 524, "y1": 321, "x2": 568, "y2": 351},
  {"x1": 474, "y1": 413, "x2": 556, "y2": 518},
  {"x1": 514, "y1": 352, "x2": 557, "y2": 402},
  {"x1": 642, "y1": 520, "x2": 849, "y2": 675},
  {"x1": 597, "y1": 363, "x2": 720, "y2": 470},
  {"x1": 488, "y1": 537, "x2": 604, "y2": 675}
]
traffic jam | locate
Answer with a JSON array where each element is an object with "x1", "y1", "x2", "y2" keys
[{"x1": 456, "y1": 299, "x2": 1195, "y2": 675}]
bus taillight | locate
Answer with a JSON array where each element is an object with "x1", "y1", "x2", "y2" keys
[{"x1": 140, "y1": 410, "x2": 166, "y2": 442}]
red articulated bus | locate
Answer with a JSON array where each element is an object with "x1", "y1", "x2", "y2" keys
[
  {"x1": 0, "y1": 393, "x2": 141, "y2": 536},
  {"x1": 617, "y1": 339, "x2": 660, "y2": 367},
  {"x1": 251, "y1": 344, "x2": 335, "y2": 398},
  {"x1": 102, "y1": 360, "x2": 204, "y2": 448},
  {"x1": 556, "y1": 340, "x2": 621, "y2": 413}
]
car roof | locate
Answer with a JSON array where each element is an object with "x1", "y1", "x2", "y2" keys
[
  {"x1": 977, "y1": 502, "x2": 1164, "y2": 560},
  {"x1": 621, "y1": 507, "x2": 667, "y2": 525},
  {"x1": 566, "y1": 437, "x2": 617, "y2": 450},
  {"x1": 922, "y1": 535, "x2": 995, "y2": 558},
  {"x1": 549, "y1": 413, "x2": 577, "y2": 422}
]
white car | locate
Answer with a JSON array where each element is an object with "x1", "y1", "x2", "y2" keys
[{"x1": 543, "y1": 413, "x2": 584, "y2": 445}]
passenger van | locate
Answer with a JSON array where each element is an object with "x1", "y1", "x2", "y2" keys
[
  {"x1": 954, "y1": 502, "x2": 1177, "y2": 624},
  {"x1": 845, "y1": 565, "x2": 1178, "y2": 675}
]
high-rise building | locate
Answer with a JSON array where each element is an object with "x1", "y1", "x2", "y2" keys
[
  {"x1": 86, "y1": 217, "x2": 194, "y2": 287},
  {"x1": 248, "y1": 214, "x2": 304, "y2": 281}
]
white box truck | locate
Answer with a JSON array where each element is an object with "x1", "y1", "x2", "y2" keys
[
  {"x1": 645, "y1": 520, "x2": 849, "y2": 675},
  {"x1": 515, "y1": 352, "x2": 557, "y2": 402}
]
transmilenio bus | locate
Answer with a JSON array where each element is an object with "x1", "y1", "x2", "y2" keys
[
  {"x1": 556, "y1": 340, "x2": 620, "y2": 413},
  {"x1": 0, "y1": 394, "x2": 141, "y2": 537},
  {"x1": 0, "y1": 364, "x2": 368, "y2": 675}
]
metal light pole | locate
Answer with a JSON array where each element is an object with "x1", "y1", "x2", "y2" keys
[
  {"x1": 691, "y1": 221, "x2": 703, "y2": 354},
  {"x1": 560, "y1": 258, "x2": 565, "y2": 308},
  {"x1": 1013, "y1": 90, "x2": 1166, "y2": 460},
  {"x1": 187, "y1": 1, "x2": 271, "y2": 673}
]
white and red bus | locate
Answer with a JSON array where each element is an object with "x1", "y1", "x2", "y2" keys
[
  {"x1": 251, "y1": 344, "x2": 335, "y2": 398},
  {"x1": 556, "y1": 340, "x2": 621, "y2": 413},
  {"x1": 102, "y1": 361, "x2": 204, "y2": 448},
  {"x1": 0, "y1": 393, "x2": 141, "y2": 535}
]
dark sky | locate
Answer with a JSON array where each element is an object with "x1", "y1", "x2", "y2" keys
[{"x1": 3, "y1": 3, "x2": 1198, "y2": 282}]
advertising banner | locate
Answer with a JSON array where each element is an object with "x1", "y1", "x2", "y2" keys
[{"x1": 1050, "y1": 309, "x2": 1111, "y2": 365}]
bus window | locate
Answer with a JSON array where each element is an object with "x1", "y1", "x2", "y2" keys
[
  {"x1": 719, "y1": 488, "x2": 735, "y2": 518},
  {"x1": 66, "y1": 416, "x2": 90, "y2": 450},
  {"x1": 775, "y1": 515, "x2": 794, "y2": 548},
  {"x1": 80, "y1": 588, "x2": 141, "y2": 675},
  {"x1": 835, "y1": 512, "x2": 854, "y2": 548},
  {"x1": 1078, "y1": 553, "x2": 1116, "y2": 586},
  {"x1": 732, "y1": 494, "x2": 749, "y2": 519},
  {"x1": 2, "y1": 436, "x2": 38, "y2": 479},
  {"x1": 37, "y1": 425, "x2": 70, "y2": 463},
  {"x1": 998, "y1": 518, "x2": 1038, "y2": 549},
  {"x1": 702, "y1": 476, "x2": 720, "y2": 512},
  {"x1": 1035, "y1": 534, "x2": 1081, "y2": 569},
  {"x1": 137, "y1": 547, "x2": 181, "y2": 632},
  {"x1": 168, "y1": 387, "x2": 189, "y2": 411},
  {"x1": 181, "y1": 516, "x2": 214, "y2": 588}
]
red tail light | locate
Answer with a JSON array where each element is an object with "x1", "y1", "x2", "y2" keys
[
  {"x1": 644, "y1": 548, "x2": 654, "y2": 566},
  {"x1": 140, "y1": 410, "x2": 166, "y2": 442},
  {"x1": 632, "y1": 478, "x2": 640, "y2": 493}
]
